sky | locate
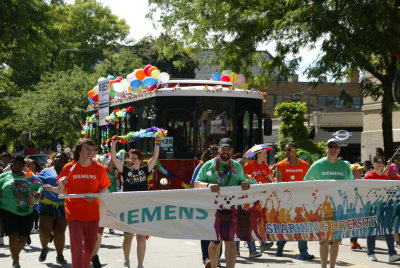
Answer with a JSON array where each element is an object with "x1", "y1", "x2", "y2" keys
[{"x1": 68, "y1": 0, "x2": 320, "y2": 81}]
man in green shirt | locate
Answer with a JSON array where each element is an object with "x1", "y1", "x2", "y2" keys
[
  {"x1": 304, "y1": 138, "x2": 353, "y2": 268},
  {"x1": 195, "y1": 138, "x2": 250, "y2": 268}
]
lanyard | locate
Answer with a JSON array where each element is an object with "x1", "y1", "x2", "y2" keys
[{"x1": 215, "y1": 156, "x2": 233, "y2": 185}]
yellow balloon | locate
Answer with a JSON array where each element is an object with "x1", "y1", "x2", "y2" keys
[
  {"x1": 229, "y1": 72, "x2": 238, "y2": 83},
  {"x1": 128, "y1": 86, "x2": 133, "y2": 93},
  {"x1": 151, "y1": 69, "x2": 161, "y2": 79}
]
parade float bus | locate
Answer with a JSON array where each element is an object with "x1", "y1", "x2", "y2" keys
[{"x1": 87, "y1": 80, "x2": 267, "y2": 190}]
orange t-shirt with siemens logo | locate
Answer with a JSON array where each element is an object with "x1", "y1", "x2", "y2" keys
[
  {"x1": 276, "y1": 159, "x2": 310, "y2": 182},
  {"x1": 58, "y1": 161, "x2": 110, "y2": 222}
]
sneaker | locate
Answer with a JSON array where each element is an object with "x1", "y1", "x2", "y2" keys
[
  {"x1": 396, "y1": 242, "x2": 400, "y2": 249},
  {"x1": 368, "y1": 254, "x2": 377, "y2": 261},
  {"x1": 109, "y1": 229, "x2": 115, "y2": 234},
  {"x1": 276, "y1": 251, "x2": 284, "y2": 257},
  {"x1": 260, "y1": 242, "x2": 274, "y2": 252},
  {"x1": 12, "y1": 262, "x2": 21, "y2": 268},
  {"x1": 299, "y1": 252, "x2": 315, "y2": 260},
  {"x1": 56, "y1": 254, "x2": 67, "y2": 265},
  {"x1": 123, "y1": 260, "x2": 130, "y2": 268},
  {"x1": 249, "y1": 251, "x2": 262, "y2": 258},
  {"x1": 389, "y1": 254, "x2": 400, "y2": 263},
  {"x1": 137, "y1": 265, "x2": 144, "y2": 268},
  {"x1": 39, "y1": 248, "x2": 49, "y2": 262},
  {"x1": 350, "y1": 242, "x2": 362, "y2": 250},
  {"x1": 91, "y1": 254, "x2": 101, "y2": 268}
]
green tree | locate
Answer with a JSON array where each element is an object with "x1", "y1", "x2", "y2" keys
[
  {"x1": 274, "y1": 102, "x2": 325, "y2": 161},
  {"x1": 149, "y1": 0, "x2": 400, "y2": 159},
  {"x1": 10, "y1": 67, "x2": 97, "y2": 147}
]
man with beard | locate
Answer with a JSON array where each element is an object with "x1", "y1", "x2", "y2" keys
[{"x1": 195, "y1": 138, "x2": 250, "y2": 268}]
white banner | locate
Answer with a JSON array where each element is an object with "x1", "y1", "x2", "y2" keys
[{"x1": 64, "y1": 180, "x2": 400, "y2": 241}]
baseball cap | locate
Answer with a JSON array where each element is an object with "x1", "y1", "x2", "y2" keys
[
  {"x1": 326, "y1": 138, "x2": 340, "y2": 147},
  {"x1": 351, "y1": 163, "x2": 363, "y2": 171},
  {"x1": 219, "y1": 138, "x2": 233, "y2": 148},
  {"x1": 388, "y1": 163, "x2": 399, "y2": 174}
]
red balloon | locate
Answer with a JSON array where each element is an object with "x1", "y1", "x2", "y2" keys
[
  {"x1": 114, "y1": 77, "x2": 123, "y2": 83},
  {"x1": 144, "y1": 65, "x2": 153, "y2": 76},
  {"x1": 92, "y1": 93, "x2": 99, "y2": 103},
  {"x1": 220, "y1": 75, "x2": 230, "y2": 82}
]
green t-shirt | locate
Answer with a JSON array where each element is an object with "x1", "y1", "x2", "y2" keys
[
  {"x1": 107, "y1": 170, "x2": 118, "y2": 193},
  {"x1": 304, "y1": 157, "x2": 354, "y2": 181},
  {"x1": 0, "y1": 171, "x2": 42, "y2": 216},
  {"x1": 196, "y1": 158, "x2": 246, "y2": 186}
]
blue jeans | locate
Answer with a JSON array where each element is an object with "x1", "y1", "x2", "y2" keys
[
  {"x1": 276, "y1": 240, "x2": 308, "y2": 254},
  {"x1": 236, "y1": 241, "x2": 257, "y2": 253},
  {"x1": 367, "y1": 234, "x2": 397, "y2": 256}
]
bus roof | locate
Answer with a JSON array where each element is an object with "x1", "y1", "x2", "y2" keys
[{"x1": 87, "y1": 80, "x2": 265, "y2": 111}]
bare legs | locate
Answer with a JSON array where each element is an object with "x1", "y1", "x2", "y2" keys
[
  {"x1": 123, "y1": 233, "x2": 146, "y2": 266},
  {"x1": 8, "y1": 233, "x2": 27, "y2": 265}
]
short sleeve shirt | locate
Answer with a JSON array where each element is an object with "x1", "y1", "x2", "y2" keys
[
  {"x1": 58, "y1": 161, "x2": 110, "y2": 222},
  {"x1": 121, "y1": 165, "x2": 150, "y2": 192},
  {"x1": 304, "y1": 157, "x2": 354, "y2": 181},
  {"x1": 0, "y1": 171, "x2": 42, "y2": 216},
  {"x1": 244, "y1": 160, "x2": 271, "y2": 184},
  {"x1": 276, "y1": 159, "x2": 310, "y2": 182},
  {"x1": 363, "y1": 171, "x2": 391, "y2": 180},
  {"x1": 196, "y1": 158, "x2": 245, "y2": 186}
]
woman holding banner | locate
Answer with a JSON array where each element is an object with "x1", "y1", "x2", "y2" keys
[
  {"x1": 46, "y1": 138, "x2": 110, "y2": 268},
  {"x1": 111, "y1": 137, "x2": 160, "y2": 268}
]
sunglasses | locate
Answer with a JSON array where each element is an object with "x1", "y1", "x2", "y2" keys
[
  {"x1": 374, "y1": 161, "x2": 384, "y2": 164},
  {"x1": 327, "y1": 144, "x2": 339, "y2": 149},
  {"x1": 354, "y1": 168, "x2": 363, "y2": 172},
  {"x1": 284, "y1": 148, "x2": 296, "y2": 152}
]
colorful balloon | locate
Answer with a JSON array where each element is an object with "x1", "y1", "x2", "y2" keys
[
  {"x1": 144, "y1": 65, "x2": 153, "y2": 76},
  {"x1": 222, "y1": 70, "x2": 232, "y2": 76},
  {"x1": 211, "y1": 72, "x2": 221, "y2": 81},
  {"x1": 151, "y1": 69, "x2": 161, "y2": 79},
  {"x1": 107, "y1": 75, "x2": 115, "y2": 80},
  {"x1": 237, "y1": 74, "x2": 246, "y2": 84},
  {"x1": 114, "y1": 77, "x2": 123, "y2": 83},
  {"x1": 126, "y1": 72, "x2": 135, "y2": 82},
  {"x1": 148, "y1": 66, "x2": 158, "y2": 75},
  {"x1": 88, "y1": 97, "x2": 95, "y2": 103},
  {"x1": 143, "y1": 77, "x2": 156, "y2": 87},
  {"x1": 93, "y1": 85, "x2": 99, "y2": 94},
  {"x1": 92, "y1": 93, "x2": 99, "y2": 103},
  {"x1": 88, "y1": 89, "x2": 96, "y2": 99},
  {"x1": 98, "y1": 77, "x2": 107, "y2": 83},
  {"x1": 130, "y1": 79, "x2": 141, "y2": 88},
  {"x1": 229, "y1": 72, "x2": 238, "y2": 83},
  {"x1": 220, "y1": 75, "x2": 230, "y2": 82},
  {"x1": 158, "y1": 72, "x2": 170, "y2": 84},
  {"x1": 135, "y1": 69, "x2": 146, "y2": 80},
  {"x1": 109, "y1": 80, "x2": 115, "y2": 89}
]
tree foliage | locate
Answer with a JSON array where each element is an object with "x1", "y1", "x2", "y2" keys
[
  {"x1": 274, "y1": 102, "x2": 325, "y2": 161},
  {"x1": 149, "y1": 0, "x2": 400, "y2": 158},
  {"x1": 10, "y1": 67, "x2": 97, "y2": 147}
]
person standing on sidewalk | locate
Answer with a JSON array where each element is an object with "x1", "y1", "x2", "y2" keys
[
  {"x1": 363, "y1": 155, "x2": 400, "y2": 263},
  {"x1": 36, "y1": 152, "x2": 69, "y2": 265},
  {"x1": 275, "y1": 142, "x2": 315, "y2": 260},
  {"x1": 46, "y1": 138, "x2": 110, "y2": 268},
  {"x1": 195, "y1": 138, "x2": 251, "y2": 268},
  {"x1": 304, "y1": 138, "x2": 354, "y2": 268},
  {"x1": 111, "y1": 137, "x2": 160, "y2": 268}
]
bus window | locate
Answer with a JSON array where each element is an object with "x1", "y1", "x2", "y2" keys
[{"x1": 164, "y1": 110, "x2": 194, "y2": 158}]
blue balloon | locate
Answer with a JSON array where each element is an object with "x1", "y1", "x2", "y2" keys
[
  {"x1": 212, "y1": 72, "x2": 221, "y2": 81},
  {"x1": 130, "y1": 79, "x2": 141, "y2": 88},
  {"x1": 88, "y1": 97, "x2": 95, "y2": 103},
  {"x1": 107, "y1": 75, "x2": 115, "y2": 80},
  {"x1": 143, "y1": 77, "x2": 156, "y2": 87}
]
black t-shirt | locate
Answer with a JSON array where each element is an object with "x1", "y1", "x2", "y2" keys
[{"x1": 121, "y1": 164, "x2": 150, "y2": 192}]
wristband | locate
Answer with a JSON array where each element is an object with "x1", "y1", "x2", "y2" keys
[{"x1": 155, "y1": 139, "x2": 161, "y2": 146}]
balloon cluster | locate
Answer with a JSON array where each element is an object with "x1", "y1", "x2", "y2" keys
[
  {"x1": 81, "y1": 113, "x2": 99, "y2": 136},
  {"x1": 87, "y1": 65, "x2": 170, "y2": 103},
  {"x1": 93, "y1": 149, "x2": 125, "y2": 166},
  {"x1": 211, "y1": 70, "x2": 248, "y2": 89}
]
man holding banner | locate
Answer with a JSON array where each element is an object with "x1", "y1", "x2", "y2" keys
[
  {"x1": 275, "y1": 142, "x2": 315, "y2": 260},
  {"x1": 304, "y1": 138, "x2": 354, "y2": 268},
  {"x1": 195, "y1": 138, "x2": 250, "y2": 268}
]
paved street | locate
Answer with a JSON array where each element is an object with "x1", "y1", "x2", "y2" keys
[{"x1": 0, "y1": 229, "x2": 398, "y2": 268}]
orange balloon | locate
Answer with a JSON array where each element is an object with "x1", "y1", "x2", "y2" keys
[
  {"x1": 109, "y1": 80, "x2": 115, "y2": 89},
  {"x1": 148, "y1": 66, "x2": 158, "y2": 76},
  {"x1": 88, "y1": 89, "x2": 96, "y2": 99},
  {"x1": 135, "y1": 69, "x2": 146, "y2": 80}
]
